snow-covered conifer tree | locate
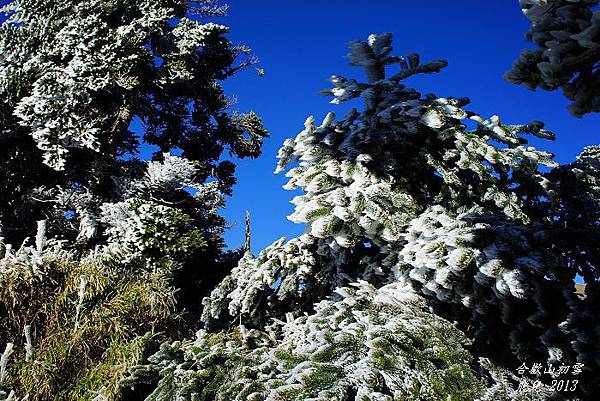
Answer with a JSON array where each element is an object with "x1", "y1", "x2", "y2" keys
[
  {"x1": 128, "y1": 281, "x2": 494, "y2": 400},
  {"x1": 127, "y1": 33, "x2": 599, "y2": 399},
  {"x1": 0, "y1": 0, "x2": 267, "y2": 247},
  {"x1": 0, "y1": 0, "x2": 268, "y2": 342},
  {"x1": 0, "y1": 1, "x2": 267, "y2": 399}
]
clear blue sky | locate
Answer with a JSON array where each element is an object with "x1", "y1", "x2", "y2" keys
[
  {"x1": 1, "y1": 1, "x2": 598, "y2": 253},
  {"x1": 220, "y1": 0, "x2": 598, "y2": 253}
]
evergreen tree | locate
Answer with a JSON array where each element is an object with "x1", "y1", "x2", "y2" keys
[
  {"x1": 0, "y1": 0, "x2": 267, "y2": 328},
  {"x1": 127, "y1": 281, "x2": 508, "y2": 401},
  {"x1": 0, "y1": 1, "x2": 266, "y2": 399},
  {"x1": 0, "y1": 0, "x2": 267, "y2": 247},
  {"x1": 128, "y1": 33, "x2": 599, "y2": 399},
  {"x1": 506, "y1": 0, "x2": 600, "y2": 116}
]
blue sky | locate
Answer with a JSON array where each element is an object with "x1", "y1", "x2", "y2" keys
[
  {"x1": 1, "y1": 1, "x2": 598, "y2": 253},
  {"x1": 220, "y1": 0, "x2": 599, "y2": 253}
]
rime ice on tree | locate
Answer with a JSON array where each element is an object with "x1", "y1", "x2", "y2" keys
[
  {"x1": 507, "y1": 0, "x2": 600, "y2": 116},
  {"x1": 128, "y1": 33, "x2": 600, "y2": 399}
]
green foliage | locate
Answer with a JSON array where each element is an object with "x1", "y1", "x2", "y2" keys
[
  {"x1": 128, "y1": 282, "x2": 494, "y2": 401},
  {"x1": 0, "y1": 225, "x2": 188, "y2": 400},
  {"x1": 100, "y1": 198, "x2": 207, "y2": 266}
]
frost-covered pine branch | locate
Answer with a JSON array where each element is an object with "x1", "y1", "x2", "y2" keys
[{"x1": 506, "y1": 0, "x2": 600, "y2": 116}]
